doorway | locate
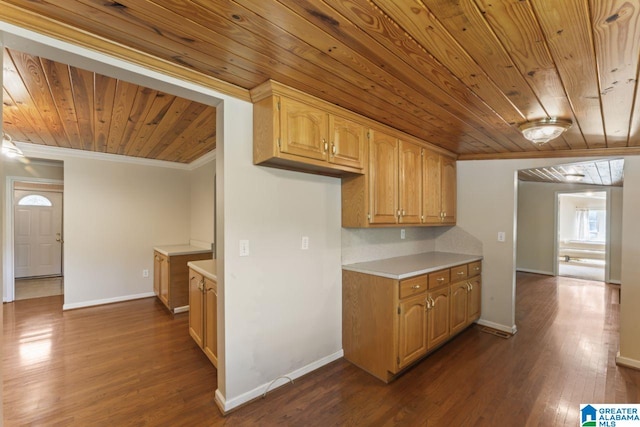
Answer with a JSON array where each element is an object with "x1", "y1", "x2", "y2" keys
[
  {"x1": 12, "y1": 181, "x2": 64, "y2": 300},
  {"x1": 556, "y1": 191, "x2": 608, "y2": 281}
]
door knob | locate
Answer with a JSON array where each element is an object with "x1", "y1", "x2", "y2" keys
[{"x1": 56, "y1": 233, "x2": 64, "y2": 243}]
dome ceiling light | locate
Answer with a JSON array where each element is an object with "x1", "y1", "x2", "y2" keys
[
  {"x1": 2, "y1": 132, "x2": 24, "y2": 158},
  {"x1": 518, "y1": 118, "x2": 572, "y2": 144}
]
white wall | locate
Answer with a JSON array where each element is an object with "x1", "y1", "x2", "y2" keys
[
  {"x1": 619, "y1": 157, "x2": 640, "y2": 368},
  {"x1": 218, "y1": 98, "x2": 343, "y2": 409},
  {"x1": 516, "y1": 181, "x2": 621, "y2": 281},
  {"x1": 189, "y1": 158, "x2": 215, "y2": 248},
  {"x1": 4, "y1": 158, "x2": 64, "y2": 181},
  {"x1": 61, "y1": 157, "x2": 191, "y2": 308}
]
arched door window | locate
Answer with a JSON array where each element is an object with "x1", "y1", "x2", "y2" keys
[{"x1": 17, "y1": 194, "x2": 53, "y2": 207}]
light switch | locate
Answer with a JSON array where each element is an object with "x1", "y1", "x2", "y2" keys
[
  {"x1": 401, "y1": 229, "x2": 406, "y2": 239},
  {"x1": 497, "y1": 232, "x2": 506, "y2": 242},
  {"x1": 301, "y1": 236, "x2": 309, "y2": 250},
  {"x1": 239, "y1": 240, "x2": 250, "y2": 256}
]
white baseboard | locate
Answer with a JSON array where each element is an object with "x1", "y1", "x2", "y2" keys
[
  {"x1": 62, "y1": 292, "x2": 155, "y2": 310},
  {"x1": 476, "y1": 319, "x2": 518, "y2": 335},
  {"x1": 215, "y1": 349, "x2": 344, "y2": 414},
  {"x1": 174, "y1": 305, "x2": 190, "y2": 314},
  {"x1": 616, "y1": 352, "x2": 640, "y2": 370},
  {"x1": 516, "y1": 268, "x2": 554, "y2": 276}
]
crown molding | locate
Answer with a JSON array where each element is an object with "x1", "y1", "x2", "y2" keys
[{"x1": 15, "y1": 142, "x2": 199, "y2": 170}]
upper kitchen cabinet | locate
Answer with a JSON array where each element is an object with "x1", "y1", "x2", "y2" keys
[
  {"x1": 367, "y1": 132, "x2": 422, "y2": 225},
  {"x1": 343, "y1": 130, "x2": 455, "y2": 228},
  {"x1": 251, "y1": 80, "x2": 365, "y2": 176},
  {"x1": 422, "y1": 150, "x2": 456, "y2": 225}
]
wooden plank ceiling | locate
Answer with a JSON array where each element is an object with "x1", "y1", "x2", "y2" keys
[
  {"x1": 1, "y1": 0, "x2": 640, "y2": 162},
  {"x1": 2, "y1": 48, "x2": 216, "y2": 164},
  {"x1": 518, "y1": 159, "x2": 624, "y2": 186}
]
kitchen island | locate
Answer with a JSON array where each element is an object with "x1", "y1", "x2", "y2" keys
[{"x1": 153, "y1": 244, "x2": 213, "y2": 313}]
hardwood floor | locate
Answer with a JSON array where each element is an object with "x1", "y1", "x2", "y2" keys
[{"x1": 4, "y1": 273, "x2": 639, "y2": 426}]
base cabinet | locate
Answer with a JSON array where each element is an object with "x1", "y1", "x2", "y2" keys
[
  {"x1": 343, "y1": 260, "x2": 481, "y2": 382},
  {"x1": 189, "y1": 268, "x2": 217, "y2": 367},
  {"x1": 153, "y1": 249, "x2": 213, "y2": 313}
]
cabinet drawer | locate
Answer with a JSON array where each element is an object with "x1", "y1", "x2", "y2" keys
[
  {"x1": 428, "y1": 269, "x2": 450, "y2": 289},
  {"x1": 451, "y1": 265, "x2": 468, "y2": 281},
  {"x1": 469, "y1": 261, "x2": 482, "y2": 276},
  {"x1": 399, "y1": 275, "x2": 427, "y2": 299}
]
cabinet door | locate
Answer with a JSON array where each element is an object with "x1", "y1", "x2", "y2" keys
[
  {"x1": 449, "y1": 281, "x2": 469, "y2": 336},
  {"x1": 427, "y1": 287, "x2": 450, "y2": 350},
  {"x1": 188, "y1": 271, "x2": 204, "y2": 349},
  {"x1": 280, "y1": 97, "x2": 329, "y2": 161},
  {"x1": 159, "y1": 254, "x2": 170, "y2": 307},
  {"x1": 398, "y1": 140, "x2": 422, "y2": 224},
  {"x1": 153, "y1": 252, "x2": 162, "y2": 297},
  {"x1": 397, "y1": 294, "x2": 428, "y2": 369},
  {"x1": 329, "y1": 115, "x2": 365, "y2": 169},
  {"x1": 441, "y1": 156, "x2": 456, "y2": 224},
  {"x1": 467, "y1": 277, "x2": 481, "y2": 324},
  {"x1": 369, "y1": 130, "x2": 398, "y2": 224},
  {"x1": 203, "y1": 277, "x2": 218, "y2": 367},
  {"x1": 422, "y1": 149, "x2": 442, "y2": 224}
]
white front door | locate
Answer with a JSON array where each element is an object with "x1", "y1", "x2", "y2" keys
[{"x1": 14, "y1": 190, "x2": 63, "y2": 278}]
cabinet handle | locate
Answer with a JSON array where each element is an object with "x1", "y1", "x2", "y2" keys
[
  {"x1": 425, "y1": 298, "x2": 431, "y2": 310},
  {"x1": 469, "y1": 283, "x2": 473, "y2": 291},
  {"x1": 457, "y1": 271, "x2": 464, "y2": 276},
  {"x1": 437, "y1": 277, "x2": 445, "y2": 282},
  {"x1": 411, "y1": 285, "x2": 421, "y2": 290},
  {"x1": 331, "y1": 143, "x2": 337, "y2": 155},
  {"x1": 402, "y1": 209, "x2": 406, "y2": 216},
  {"x1": 323, "y1": 139, "x2": 328, "y2": 152},
  {"x1": 474, "y1": 267, "x2": 480, "y2": 271},
  {"x1": 428, "y1": 297, "x2": 435, "y2": 307}
]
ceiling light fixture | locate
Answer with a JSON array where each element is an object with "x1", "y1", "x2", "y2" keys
[
  {"x1": 2, "y1": 132, "x2": 24, "y2": 158},
  {"x1": 563, "y1": 173, "x2": 585, "y2": 182},
  {"x1": 518, "y1": 118, "x2": 572, "y2": 144}
]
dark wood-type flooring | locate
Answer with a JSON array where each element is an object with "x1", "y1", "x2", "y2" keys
[{"x1": 4, "y1": 273, "x2": 639, "y2": 426}]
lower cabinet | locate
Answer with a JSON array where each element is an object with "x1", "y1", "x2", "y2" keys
[
  {"x1": 397, "y1": 293, "x2": 428, "y2": 369},
  {"x1": 427, "y1": 286, "x2": 450, "y2": 350},
  {"x1": 343, "y1": 260, "x2": 481, "y2": 382},
  {"x1": 188, "y1": 268, "x2": 218, "y2": 368},
  {"x1": 153, "y1": 249, "x2": 213, "y2": 313}
]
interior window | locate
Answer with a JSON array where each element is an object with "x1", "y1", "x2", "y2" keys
[
  {"x1": 17, "y1": 194, "x2": 53, "y2": 207},
  {"x1": 576, "y1": 208, "x2": 606, "y2": 242}
]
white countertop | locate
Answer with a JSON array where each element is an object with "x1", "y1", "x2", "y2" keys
[
  {"x1": 188, "y1": 259, "x2": 217, "y2": 281},
  {"x1": 154, "y1": 244, "x2": 212, "y2": 256},
  {"x1": 342, "y1": 252, "x2": 483, "y2": 280}
]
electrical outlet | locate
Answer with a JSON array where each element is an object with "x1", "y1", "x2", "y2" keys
[
  {"x1": 401, "y1": 229, "x2": 406, "y2": 239},
  {"x1": 497, "y1": 232, "x2": 506, "y2": 242},
  {"x1": 142, "y1": 269, "x2": 149, "y2": 278},
  {"x1": 301, "y1": 236, "x2": 309, "y2": 250},
  {"x1": 239, "y1": 240, "x2": 250, "y2": 256}
]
